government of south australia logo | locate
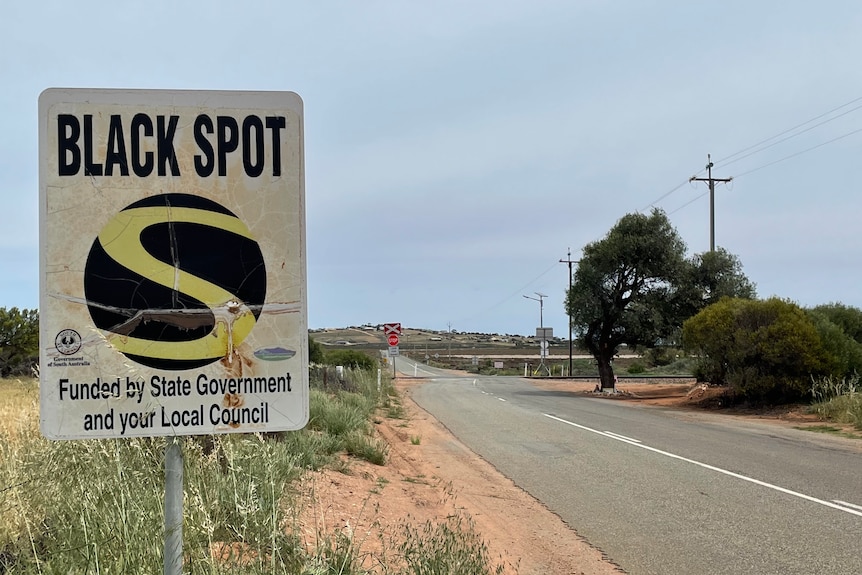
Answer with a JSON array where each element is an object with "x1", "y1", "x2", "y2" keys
[
  {"x1": 55, "y1": 329, "x2": 82, "y2": 355},
  {"x1": 83, "y1": 193, "x2": 266, "y2": 370}
]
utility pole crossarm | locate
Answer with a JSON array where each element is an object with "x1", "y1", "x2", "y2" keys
[{"x1": 690, "y1": 154, "x2": 732, "y2": 252}]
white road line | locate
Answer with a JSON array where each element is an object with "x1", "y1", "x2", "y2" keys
[
  {"x1": 604, "y1": 431, "x2": 642, "y2": 443},
  {"x1": 834, "y1": 500, "x2": 862, "y2": 512},
  {"x1": 543, "y1": 413, "x2": 862, "y2": 518},
  {"x1": 406, "y1": 363, "x2": 438, "y2": 377},
  {"x1": 498, "y1": 397, "x2": 507, "y2": 402}
]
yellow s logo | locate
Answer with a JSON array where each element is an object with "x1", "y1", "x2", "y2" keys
[{"x1": 84, "y1": 194, "x2": 266, "y2": 370}]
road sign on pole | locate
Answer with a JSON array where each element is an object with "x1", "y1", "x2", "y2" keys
[
  {"x1": 536, "y1": 327, "x2": 554, "y2": 340},
  {"x1": 388, "y1": 334, "x2": 399, "y2": 346},
  {"x1": 38, "y1": 88, "x2": 308, "y2": 440},
  {"x1": 384, "y1": 323, "x2": 402, "y2": 336}
]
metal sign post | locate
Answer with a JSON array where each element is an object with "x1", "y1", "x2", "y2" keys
[
  {"x1": 164, "y1": 437, "x2": 183, "y2": 575},
  {"x1": 384, "y1": 323, "x2": 401, "y2": 378},
  {"x1": 535, "y1": 327, "x2": 553, "y2": 376}
]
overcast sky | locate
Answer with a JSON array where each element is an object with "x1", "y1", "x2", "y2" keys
[{"x1": 3, "y1": 1, "x2": 862, "y2": 337}]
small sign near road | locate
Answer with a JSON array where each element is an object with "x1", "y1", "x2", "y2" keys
[
  {"x1": 388, "y1": 334, "x2": 399, "y2": 346},
  {"x1": 383, "y1": 323, "x2": 402, "y2": 336},
  {"x1": 536, "y1": 327, "x2": 554, "y2": 340}
]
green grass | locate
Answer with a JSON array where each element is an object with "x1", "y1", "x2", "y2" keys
[
  {"x1": 794, "y1": 425, "x2": 862, "y2": 439},
  {"x1": 344, "y1": 430, "x2": 389, "y2": 466},
  {"x1": 389, "y1": 514, "x2": 507, "y2": 575},
  {"x1": 1, "y1": 372, "x2": 508, "y2": 574},
  {"x1": 809, "y1": 375, "x2": 862, "y2": 431}
]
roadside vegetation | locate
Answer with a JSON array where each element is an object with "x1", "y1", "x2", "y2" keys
[
  {"x1": 565, "y1": 210, "x2": 756, "y2": 391},
  {"x1": 3, "y1": 255, "x2": 862, "y2": 570},
  {"x1": 0, "y1": 307, "x2": 38, "y2": 378},
  {"x1": 809, "y1": 373, "x2": 862, "y2": 431},
  {"x1": 556, "y1": 210, "x2": 861, "y2": 419},
  {"x1": 0, "y1": 350, "x2": 507, "y2": 574}
]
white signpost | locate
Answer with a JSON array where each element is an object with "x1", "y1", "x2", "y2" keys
[
  {"x1": 39, "y1": 88, "x2": 307, "y2": 574},
  {"x1": 384, "y1": 323, "x2": 401, "y2": 376}
]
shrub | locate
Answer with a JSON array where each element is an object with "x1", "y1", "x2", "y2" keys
[
  {"x1": 684, "y1": 297, "x2": 830, "y2": 403},
  {"x1": 641, "y1": 347, "x2": 678, "y2": 367},
  {"x1": 627, "y1": 362, "x2": 646, "y2": 374},
  {"x1": 324, "y1": 349, "x2": 377, "y2": 371},
  {"x1": 806, "y1": 309, "x2": 862, "y2": 379},
  {"x1": 809, "y1": 303, "x2": 862, "y2": 344}
]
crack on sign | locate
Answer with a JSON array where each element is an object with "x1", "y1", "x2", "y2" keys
[
  {"x1": 165, "y1": 197, "x2": 181, "y2": 309},
  {"x1": 49, "y1": 293, "x2": 299, "y2": 366}
]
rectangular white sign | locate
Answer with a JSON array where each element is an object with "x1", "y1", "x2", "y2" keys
[
  {"x1": 536, "y1": 327, "x2": 553, "y2": 340},
  {"x1": 39, "y1": 88, "x2": 308, "y2": 439},
  {"x1": 388, "y1": 346, "x2": 400, "y2": 357}
]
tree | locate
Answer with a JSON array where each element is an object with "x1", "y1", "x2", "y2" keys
[
  {"x1": 565, "y1": 210, "x2": 688, "y2": 390},
  {"x1": 683, "y1": 298, "x2": 829, "y2": 403},
  {"x1": 0, "y1": 307, "x2": 39, "y2": 377},
  {"x1": 806, "y1": 304, "x2": 862, "y2": 379},
  {"x1": 662, "y1": 247, "x2": 757, "y2": 345},
  {"x1": 687, "y1": 247, "x2": 757, "y2": 308},
  {"x1": 808, "y1": 303, "x2": 862, "y2": 344},
  {"x1": 308, "y1": 334, "x2": 325, "y2": 364}
]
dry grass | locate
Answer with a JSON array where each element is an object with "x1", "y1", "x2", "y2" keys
[
  {"x1": 0, "y1": 377, "x2": 39, "y2": 439},
  {"x1": 0, "y1": 377, "x2": 47, "y2": 564},
  {"x1": 0, "y1": 373, "x2": 507, "y2": 574}
]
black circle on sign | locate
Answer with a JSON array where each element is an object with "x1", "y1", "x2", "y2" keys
[{"x1": 83, "y1": 193, "x2": 266, "y2": 370}]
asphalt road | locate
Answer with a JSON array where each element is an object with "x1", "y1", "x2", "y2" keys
[{"x1": 396, "y1": 357, "x2": 862, "y2": 575}]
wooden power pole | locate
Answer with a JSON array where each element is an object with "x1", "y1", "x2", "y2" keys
[
  {"x1": 559, "y1": 248, "x2": 578, "y2": 378},
  {"x1": 690, "y1": 154, "x2": 732, "y2": 252}
]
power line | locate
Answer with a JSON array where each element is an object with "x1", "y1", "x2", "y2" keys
[
  {"x1": 647, "y1": 95, "x2": 862, "y2": 215},
  {"x1": 451, "y1": 261, "x2": 559, "y2": 327},
  {"x1": 733, "y1": 125, "x2": 862, "y2": 179},
  {"x1": 715, "y1": 102, "x2": 862, "y2": 169},
  {"x1": 668, "y1": 124, "x2": 862, "y2": 216},
  {"x1": 639, "y1": 178, "x2": 695, "y2": 213},
  {"x1": 667, "y1": 191, "x2": 707, "y2": 215},
  {"x1": 714, "y1": 95, "x2": 862, "y2": 166}
]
